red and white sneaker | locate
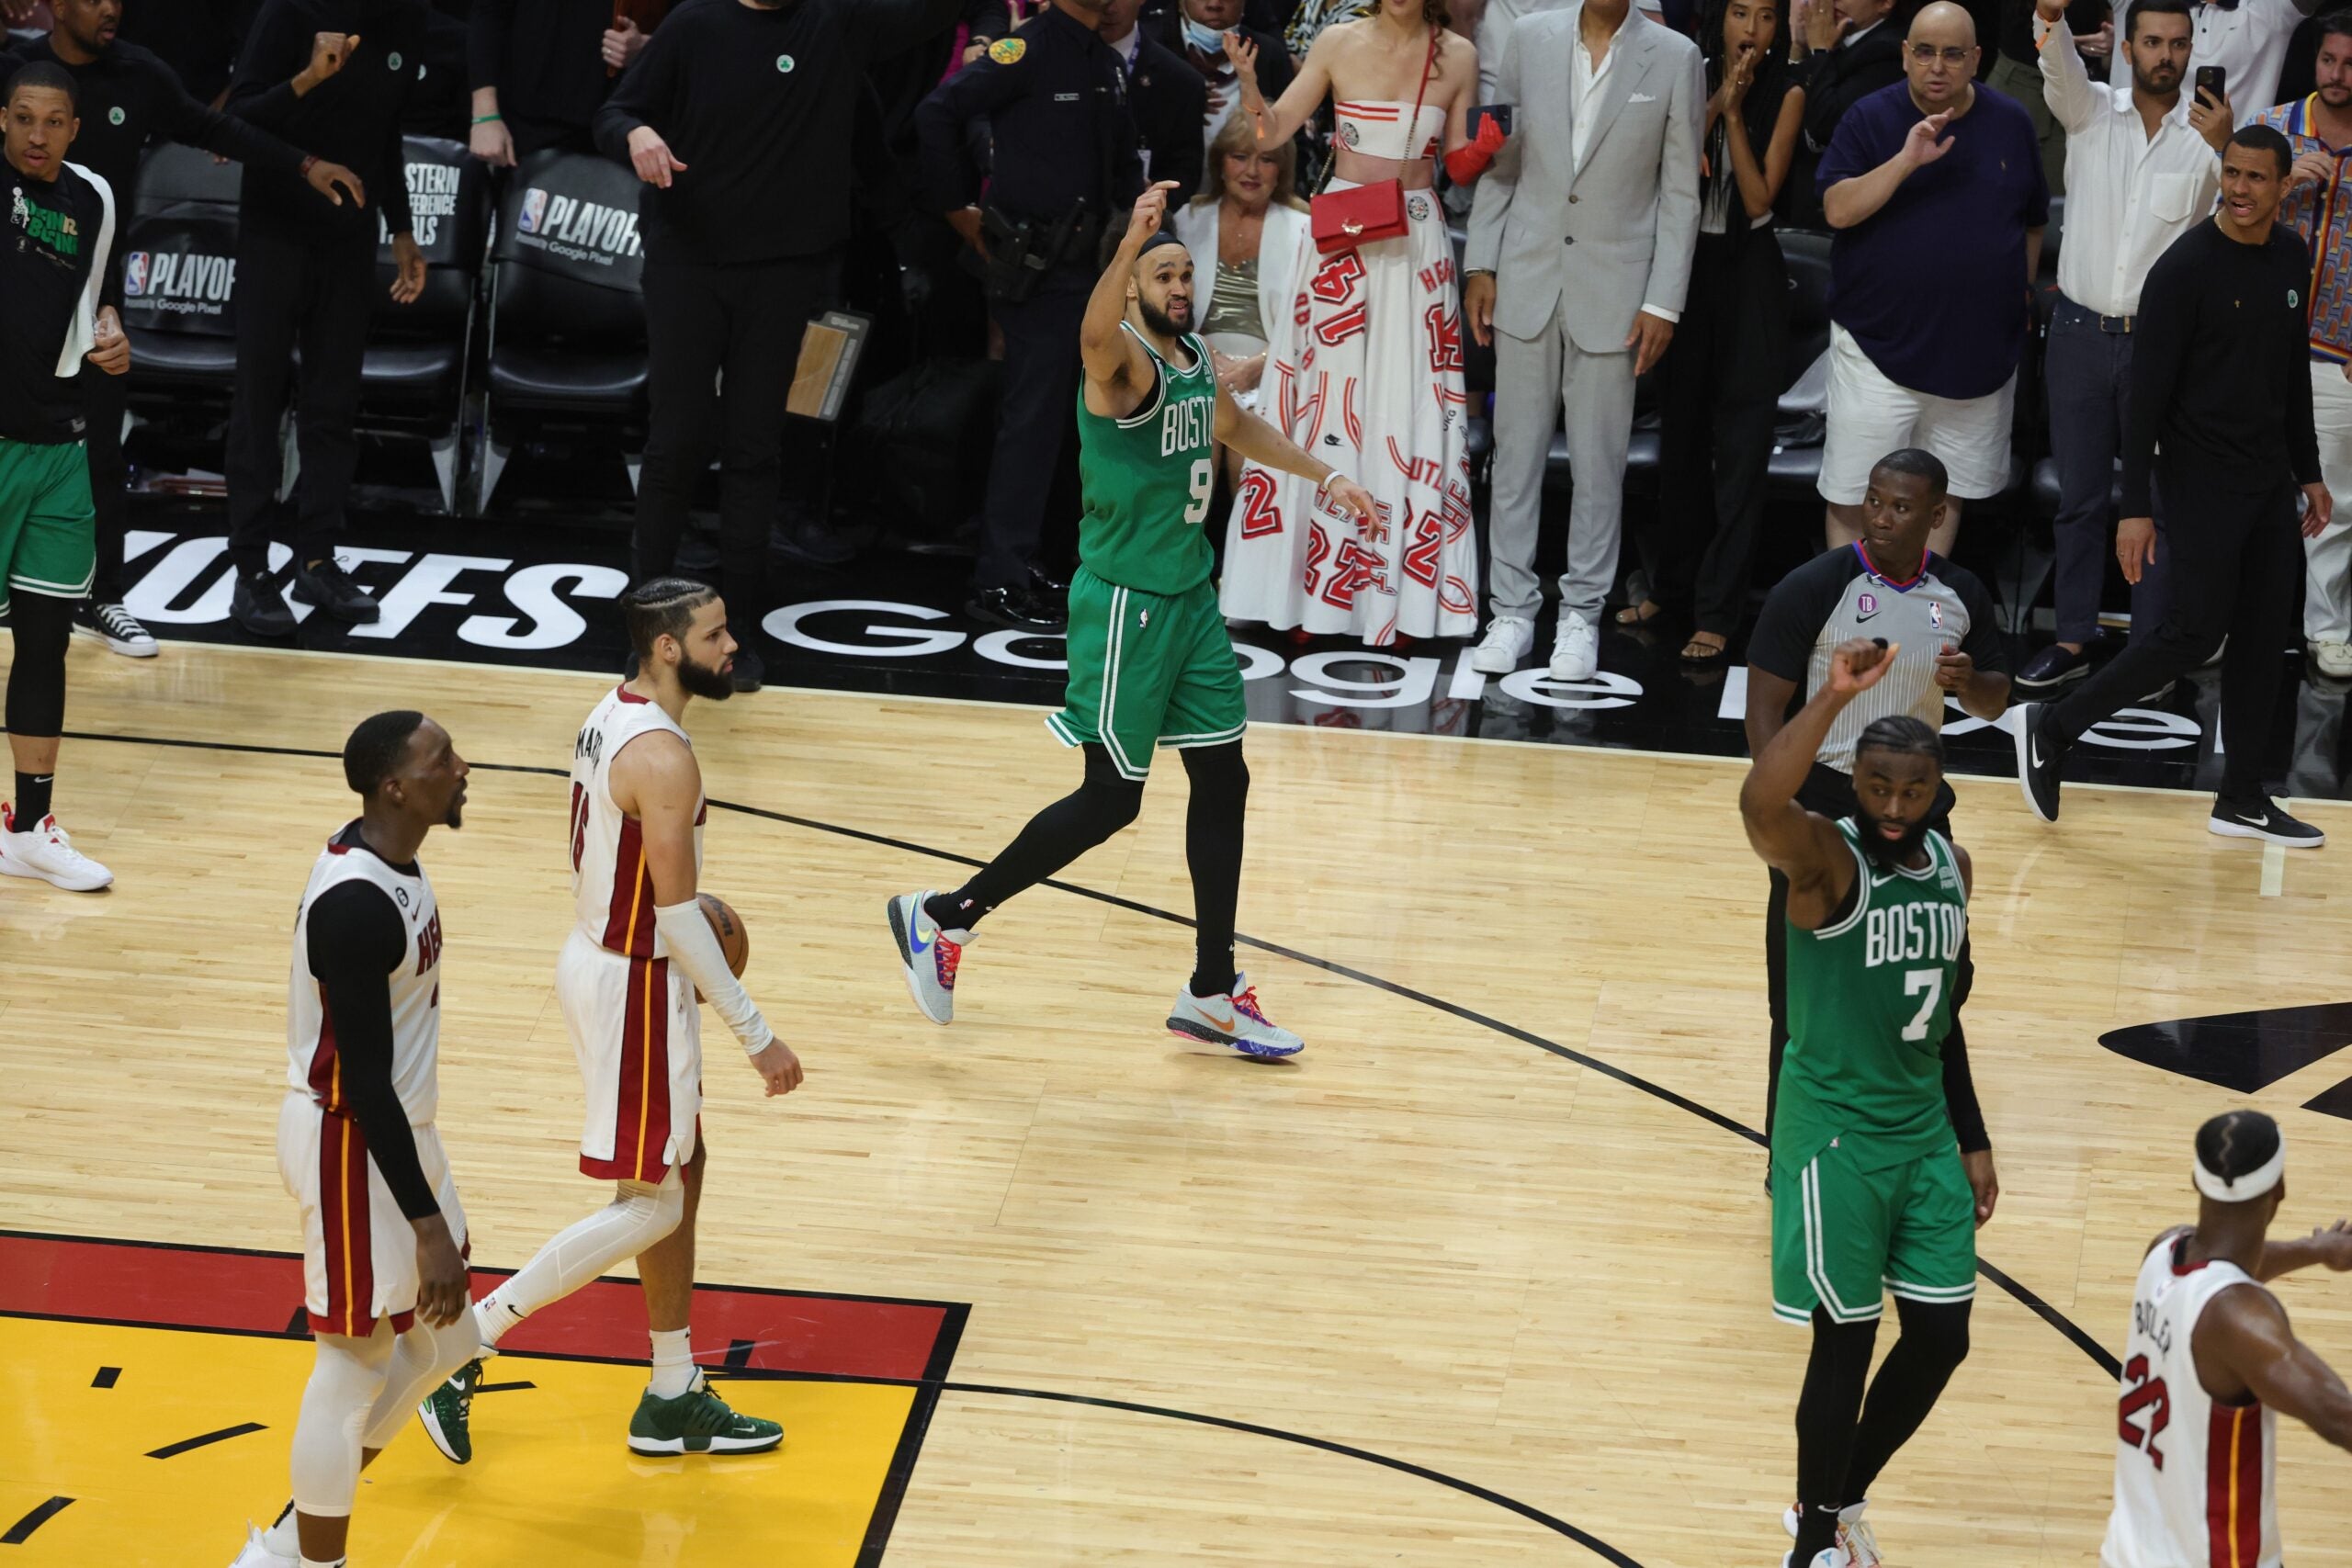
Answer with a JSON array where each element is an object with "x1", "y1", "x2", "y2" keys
[
  {"x1": 1167, "y1": 973, "x2": 1304, "y2": 1058},
  {"x1": 1783, "y1": 1502, "x2": 1880, "y2": 1568},
  {"x1": 887, "y1": 890, "x2": 967, "y2": 1024},
  {"x1": 0, "y1": 803, "x2": 114, "y2": 891}
]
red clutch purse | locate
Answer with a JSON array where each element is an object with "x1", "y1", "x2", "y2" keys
[
  {"x1": 1306, "y1": 26, "x2": 1438, "y2": 258},
  {"x1": 1311, "y1": 180, "x2": 1408, "y2": 256}
]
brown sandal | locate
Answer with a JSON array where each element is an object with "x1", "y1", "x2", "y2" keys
[
  {"x1": 1680, "y1": 632, "x2": 1728, "y2": 665},
  {"x1": 1614, "y1": 600, "x2": 1664, "y2": 627}
]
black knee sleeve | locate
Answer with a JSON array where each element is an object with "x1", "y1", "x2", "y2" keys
[
  {"x1": 1179, "y1": 739, "x2": 1249, "y2": 808},
  {"x1": 1894, "y1": 1295, "x2": 1971, "y2": 1372},
  {"x1": 4, "y1": 592, "x2": 74, "y2": 737},
  {"x1": 1070, "y1": 744, "x2": 1146, "y2": 842}
]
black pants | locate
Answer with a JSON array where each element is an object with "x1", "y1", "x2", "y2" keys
[
  {"x1": 1765, "y1": 763, "x2": 1962, "y2": 1139},
  {"x1": 979, "y1": 279, "x2": 1090, "y2": 592},
  {"x1": 2046, "y1": 466, "x2": 2303, "y2": 801},
  {"x1": 78, "y1": 362, "x2": 130, "y2": 604},
  {"x1": 1645, "y1": 230, "x2": 1786, "y2": 637},
  {"x1": 225, "y1": 225, "x2": 377, "y2": 576},
  {"x1": 633, "y1": 252, "x2": 836, "y2": 629}
]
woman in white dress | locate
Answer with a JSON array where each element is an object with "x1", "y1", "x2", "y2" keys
[
  {"x1": 1174, "y1": 114, "x2": 1312, "y2": 484},
  {"x1": 1220, "y1": 0, "x2": 1491, "y2": 647}
]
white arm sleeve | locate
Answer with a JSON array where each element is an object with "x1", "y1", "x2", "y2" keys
[{"x1": 653, "y1": 899, "x2": 775, "y2": 1054}]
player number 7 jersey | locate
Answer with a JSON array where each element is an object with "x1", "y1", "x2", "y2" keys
[{"x1": 567, "y1": 683, "x2": 705, "y2": 960}]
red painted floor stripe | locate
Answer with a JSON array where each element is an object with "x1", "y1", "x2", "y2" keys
[{"x1": 0, "y1": 1233, "x2": 946, "y2": 1382}]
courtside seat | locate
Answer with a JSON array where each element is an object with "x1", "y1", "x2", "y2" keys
[
  {"x1": 476, "y1": 148, "x2": 650, "y2": 512},
  {"x1": 120, "y1": 143, "x2": 243, "y2": 423}
]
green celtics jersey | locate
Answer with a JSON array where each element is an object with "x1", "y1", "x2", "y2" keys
[
  {"x1": 1075, "y1": 324, "x2": 1218, "y2": 595},
  {"x1": 1774, "y1": 820, "x2": 1970, "y2": 1169}
]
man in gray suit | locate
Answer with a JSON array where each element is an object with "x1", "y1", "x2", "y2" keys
[{"x1": 1464, "y1": 0, "x2": 1702, "y2": 679}]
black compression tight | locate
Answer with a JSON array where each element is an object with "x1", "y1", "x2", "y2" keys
[
  {"x1": 4, "y1": 591, "x2": 73, "y2": 738},
  {"x1": 928, "y1": 741, "x2": 1249, "y2": 996},
  {"x1": 1790, "y1": 1297, "x2": 1972, "y2": 1562}
]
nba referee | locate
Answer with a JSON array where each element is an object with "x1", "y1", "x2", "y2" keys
[{"x1": 1744, "y1": 448, "x2": 2012, "y2": 1142}]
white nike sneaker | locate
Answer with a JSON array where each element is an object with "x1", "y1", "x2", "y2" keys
[
  {"x1": 1166, "y1": 972, "x2": 1304, "y2": 1058},
  {"x1": 0, "y1": 804, "x2": 113, "y2": 890},
  {"x1": 1783, "y1": 1500, "x2": 1881, "y2": 1568},
  {"x1": 887, "y1": 890, "x2": 969, "y2": 1024},
  {"x1": 227, "y1": 1521, "x2": 299, "y2": 1568},
  {"x1": 1549, "y1": 611, "x2": 1600, "y2": 680},
  {"x1": 1468, "y1": 615, "x2": 1534, "y2": 673}
]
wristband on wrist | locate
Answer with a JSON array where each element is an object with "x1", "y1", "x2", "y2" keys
[
  {"x1": 472, "y1": 113, "x2": 503, "y2": 124},
  {"x1": 300, "y1": 154, "x2": 318, "y2": 177}
]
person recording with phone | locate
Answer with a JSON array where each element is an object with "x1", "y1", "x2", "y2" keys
[
  {"x1": 2256, "y1": 15, "x2": 2352, "y2": 680},
  {"x1": 2107, "y1": 0, "x2": 2317, "y2": 124},
  {"x1": 2013, "y1": 0, "x2": 2226, "y2": 695},
  {"x1": 2018, "y1": 124, "x2": 2333, "y2": 847},
  {"x1": 221, "y1": 2, "x2": 432, "y2": 639}
]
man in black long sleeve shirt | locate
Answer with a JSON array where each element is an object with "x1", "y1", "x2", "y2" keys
[
  {"x1": 593, "y1": 0, "x2": 958, "y2": 691},
  {"x1": 469, "y1": 0, "x2": 650, "y2": 165},
  {"x1": 917, "y1": 0, "x2": 1147, "y2": 627},
  {"x1": 226, "y1": 709, "x2": 481, "y2": 1568},
  {"x1": 221, "y1": 0, "x2": 429, "y2": 639},
  {"x1": 2019, "y1": 125, "x2": 2334, "y2": 845},
  {"x1": 6, "y1": 0, "x2": 365, "y2": 658}
]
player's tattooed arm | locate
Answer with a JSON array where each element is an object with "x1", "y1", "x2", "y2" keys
[
  {"x1": 1211, "y1": 384, "x2": 1377, "y2": 522},
  {"x1": 1739, "y1": 637, "x2": 1893, "y2": 920}
]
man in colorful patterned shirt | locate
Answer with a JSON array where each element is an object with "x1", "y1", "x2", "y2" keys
[{"x1": 2259, "y1": 17, "x2": 2352, "y2": 678}]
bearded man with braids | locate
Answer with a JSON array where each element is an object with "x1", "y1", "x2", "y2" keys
[
  {"x1": 1742, "y1": 636, "x2": 2000, "y2": 1568},
  {"x1": 2103, "y1": 1110, "x2": 2352, "y2": 1567}
]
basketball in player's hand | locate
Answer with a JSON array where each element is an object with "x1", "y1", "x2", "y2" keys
[{"x1": 695, "y1": 893, "x2": 749, "y2": 1001}]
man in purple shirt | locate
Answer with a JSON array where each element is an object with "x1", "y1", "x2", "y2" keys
[{"x1": 1816, "y1": 1, "x2": 2048, "y2": 558}]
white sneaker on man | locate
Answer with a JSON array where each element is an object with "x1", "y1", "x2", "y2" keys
[
  {"x1": 1783, "y1": 1501, "x2": 1881, "y2": 1568},
  {"x1": 1469, "y1": 615, "x2": 1533, "y2": 674},
  {"x1": 0, "y1": 804, "x2": 113, "y2": 891},
  {"x1": 1548, "y1": 611, "x2": 1600, "y2": 681},
  {"x1": 226, "y1": 1521, "x2": 298, "y2": 1568},
  {"x1": 2310, "y1": 640, "x2": 2352, "y2": 679}
]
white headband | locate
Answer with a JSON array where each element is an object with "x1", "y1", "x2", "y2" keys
[{"x1": 2195, "y1": 1140, "x2": 2286, "y2": 1203}]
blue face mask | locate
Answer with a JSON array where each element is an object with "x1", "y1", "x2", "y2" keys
[{"x1": 1182, "y1": 16, "x2": 1228, "y2": 55}]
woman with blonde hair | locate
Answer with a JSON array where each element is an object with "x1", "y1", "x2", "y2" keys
[
  {"x1": 1176, "y1": 116, "x2": 1311, "y2": 467},
  {"x1": 1217, "y1": 0, "x2": 1496, "y2": 646}
]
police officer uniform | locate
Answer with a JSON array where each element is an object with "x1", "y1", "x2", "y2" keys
[
  {"x1": 3, "y1": 25, "x2": 312, "y2": 647},
  {"x1": 916, "y1": 5, "x2": 1144, "y2": 629}
]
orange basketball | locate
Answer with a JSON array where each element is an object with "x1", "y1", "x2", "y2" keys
[{"x1": 695, "y1": 893, "x2": 749, "y2": 1002}]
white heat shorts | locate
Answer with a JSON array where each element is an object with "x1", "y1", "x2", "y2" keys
[
  {"x1": 558, "y1": 928, "x2": 702, "y2": 1183},
  {"x1": 278, "y1": 1091, "x2": 467, "y2": 1338}
]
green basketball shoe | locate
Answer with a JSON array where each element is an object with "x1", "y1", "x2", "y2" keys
[
  {"x1": 417, "y1": 1357, "x2": 483, "y2": 1464},
  {"x1": 626, "y1": 1373, "x2": 784, "y2": 1455}
]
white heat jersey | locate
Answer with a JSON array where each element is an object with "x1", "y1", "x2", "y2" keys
[
  {"x1": 286, "y1": 826, "x2": 444, "y2": 1124},
  {"x1": 567, "y1": 684, "x2": 704, "y2": 959},
  {"x1": 2103, "y1": 1232, "x2": 2281, "y2": 1568}
]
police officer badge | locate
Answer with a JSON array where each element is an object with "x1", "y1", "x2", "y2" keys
[{"x1": 989, "y1": 37, "x2": 1026, "y2": 63}]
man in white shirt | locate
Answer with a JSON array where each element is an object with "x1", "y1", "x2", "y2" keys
[
  {"x1": 2108, "y1": 0, "x2": 2319, "y2": 122},
  {"x1": 2017, "y1": 0, "x2": 2230, "y2": 692}
]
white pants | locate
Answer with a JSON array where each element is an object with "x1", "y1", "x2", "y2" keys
[
  {"x1": 2306, "y1": 358, "x2": 2352, "y2": 644},
  {"x1": 278, "y1": 1092, "x2": 467, "y2": 1338},
  {"x1": 1819, "y1": 325, "x2": 2017, "y2": 504},
  {"x1": 558, "y1": 929, "x2": 702, "y2": 1184}
]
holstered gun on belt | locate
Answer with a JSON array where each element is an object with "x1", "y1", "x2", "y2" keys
[{"x1": 980, "y1": 200, "x2": 1105, "y2": 304}]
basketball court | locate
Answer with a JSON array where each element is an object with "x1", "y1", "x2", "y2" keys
[{"x1": 6, "y1": 633, "x2": 2352, "y2": 1566}]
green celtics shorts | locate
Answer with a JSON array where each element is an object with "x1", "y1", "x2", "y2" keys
[
  {"x1": 1046, "y1": 566, "x2": 1245, "y2": 780},
  {"x1": 0, "y1": 436, "x2": 96, "y2": 614},
  {"x1": 1770, "y1": 1136, "x2": 1976, "y2": 1325}
]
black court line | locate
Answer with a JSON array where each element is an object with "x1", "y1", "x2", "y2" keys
[
  {"x1": 722, "y1": 1337, "x2": 756, "y2": 1370},
  {"x1": 146, "y1": 1421, "x2": 266, "y2": 1459},
  {"x1": 91, "y1": 1366, "x2": 119, "y2": 1388},
  {"x1": 473, "y1": 1380, "x2": 537, "y2": 1394},
  {"x1": 0, "y1": 1496, "x2": 73, "y2": 1545}
]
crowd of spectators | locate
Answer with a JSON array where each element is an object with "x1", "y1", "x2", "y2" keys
[{"x1": 8, "y1": 0, "x2": 2352, "y2": 724}]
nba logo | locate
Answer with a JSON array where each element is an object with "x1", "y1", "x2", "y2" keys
[
  {"x1": 1857, "y1": 592, "x2": 1878, "y2": 616},
  {"x1": 1929, "y1": 602, "x2": 1943, "y2": 630},
  {"x1": 518, "y1": 188, "x2": 548, "y2": 235},
  {"x1": 123, "y1": 252, "x2": 149, "y2": 298}
]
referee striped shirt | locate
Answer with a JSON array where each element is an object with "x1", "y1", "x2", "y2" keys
[{"x1": 1748, "y1": 542, "x2": 2007, "y2": 774}]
